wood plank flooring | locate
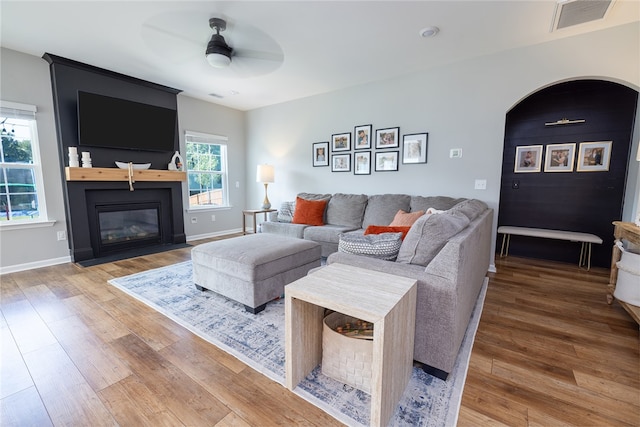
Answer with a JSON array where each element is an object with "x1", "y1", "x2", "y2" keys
[{"x1": 1, "y1": 235, "x2": 638, "y2": 426}]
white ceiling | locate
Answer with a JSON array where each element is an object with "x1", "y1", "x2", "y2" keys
[{"x1": 1, "y1": 1, "x2": 638, "y2": 111}]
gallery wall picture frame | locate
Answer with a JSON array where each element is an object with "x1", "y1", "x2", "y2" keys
[
  {"x1": 576, "y1": 141, "x2": 612, "y2": 172},
  {"x1": 544, "y1": 143, "x2": 575, "y2": 172},
  {"x1": 402, "y1": 133, "x2": 428, "y2": 164},
  {"x1": 331, "y1": 132, "x2": 351, "y2": 152},
  {"x1": 312, "y1": 141, "x2": 329, "y2": 167},
  {"x1": 375, "y1": 127, "x2": 400, "y2": 149},
  {"x1": 354, "y1": 151, "x2": 371, "y2": 175},
  {"x1": 354, "y1": 124, "x2": 372, "y2": 150},
  {"x1": 514, "y1": 145, "x2": 543, "y2": 173},
  {"x1": 375, "y1": 151, "x2": 399, "y2": 172},
  {"x1": 332, "y1": 153, "x2": 351, "y2": 172}
]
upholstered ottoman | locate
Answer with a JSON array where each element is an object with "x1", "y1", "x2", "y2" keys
[{"x1": 191, "y1": 234, "x2": 322, "y2": 313}]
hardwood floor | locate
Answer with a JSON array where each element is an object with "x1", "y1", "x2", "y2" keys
[{"x1": 1, "y1": 236, "x2": 638, "y2": 426}]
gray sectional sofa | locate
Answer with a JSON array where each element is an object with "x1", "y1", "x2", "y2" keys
[{"x1": 262, "y1": 193, "x2": 493, "y2": 379}]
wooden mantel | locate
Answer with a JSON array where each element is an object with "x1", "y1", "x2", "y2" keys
[{"x1": 65, "y1": 167, "x2": 186, "y2": 182}]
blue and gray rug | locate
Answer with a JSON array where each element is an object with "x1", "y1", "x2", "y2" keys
[{"x1": 108, "y1": 261, "x2": 486, "y2": 426}]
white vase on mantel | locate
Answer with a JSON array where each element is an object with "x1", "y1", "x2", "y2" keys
[{"x1": 169, "y1": 151, "x2": 183, "y2": 171}]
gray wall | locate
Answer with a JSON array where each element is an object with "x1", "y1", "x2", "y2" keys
[
  {"x1": 176, "y1": 95, "x2": 246, "y2": 239},
  {"x1": 245, "y1": 23, "x2": 640, "y2": 264}
]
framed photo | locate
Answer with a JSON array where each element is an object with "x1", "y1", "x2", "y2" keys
[
  {"x1": 514, "y1": 145, "x2": 543, "y2": 173},
  {"x1": 544, "y1": 143, "x2": 575, "y2": 172},
  {"x1": 375, "y1": 127, "x2": 400, "y2": 149},
  {"x1": 331, "y1": 153, "x2": 351, "y2": 172},
  {"x1": 577, "y1": 141, "x2": 612, "y2": 172},
  {"x1": 331, "y1": 132, "x2": 351, "y2": 152},
  {"x1": 402, "y1": 133, "x2": 428, "y2": 164},
  {"x1": 354, "y1": 151, "x2": 371, "y2": 175},
  {"x1": 375, "y1": 151, "x2": 399, "y2": 172},
  {"x1": 354, "y1": 124, "x2": 372, "y2": 150},
  {"x1": 312, "y1": 141, "x2": 329, "y2": 167}
]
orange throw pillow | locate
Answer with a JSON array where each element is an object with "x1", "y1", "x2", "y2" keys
[
  {"x1": 364, "y1": 225, "x2": 411, "y2": 240},
  {"x1": 292, "y1": 197, "x2": 327, "y2": 226},
  {"x1": 389, "y1": 210, "x2": 425, "y2": 227}
]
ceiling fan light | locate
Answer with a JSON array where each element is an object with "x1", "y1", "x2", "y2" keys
[{"x1": 206, "y1": 52, "x2": 231, "y2": 68}]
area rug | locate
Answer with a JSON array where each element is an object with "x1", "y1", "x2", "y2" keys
[{"x1": 108, "y1": 261, "x2": 487, "y2": 426}]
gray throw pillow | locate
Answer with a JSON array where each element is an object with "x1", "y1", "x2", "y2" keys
[
  {"x1": 338, "y1": 232, "x2": 403, "y2": 261},
  {"x1": 277, "y1": 200, "x2": 296, "y2": 223},
  {"x1": 396, "y1": 212, "x2": 470, "y2": 266}
]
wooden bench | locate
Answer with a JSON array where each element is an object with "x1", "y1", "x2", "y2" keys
[{"x1": 498, "y1": 226, "x2": 603, "y2": 270}]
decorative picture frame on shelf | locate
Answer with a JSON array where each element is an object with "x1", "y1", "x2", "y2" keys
[
  {"x1": 544, "y1": 143, "x2": 575, "y2": 172},
  {"x1": 354, "y1": 124, "x2": 372, "y2": 150},
  {"x1": 332, "y1": 153, "x2": 351, "y2": 172},
  {"x1": 331, "y1": 132, "x2": 351, "y2": 152},
  {"x1": 375, "y1": 127, "x2": 400, "y2": 149},
  {"x1": 354, "y1": 151, "x2": 371, "y2": 175},
  {"x1": 514, "y1": 145, "x2": 543, "y2": 173},
  {"x1": 402, "y1": 133, "x2": 428, "y2": 164},
  {"x1": 312, "y1": 141, "x2": 329, "y2": 167},
  {"x1": 576, "y1": 141, "x2": 612, "y2": 172},
  {"x1": 375, "y1": 151, "x2": 399, "y2": 172}
]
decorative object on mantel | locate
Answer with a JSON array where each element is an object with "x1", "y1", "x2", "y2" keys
[
  {"x1": 256, "y1": 164, "x2": 275, "y2": 209},
  {"x1": 68, "y1": 146, "x2": 79, "y2": 167},
  {"x1": 127, "y1": 162, "x2": 135, "y2": 191},
  {"x1": 115, "y1": 161, "x2": 151, "y2": 170},
  {"x1": 544, "y1": 118, "x2": 586, "y2": 126},
  {"x1": 168, "y1": 151, "x2": 184, "y2": 171},
  {"x1": 81, "y1": 151, "x2": 92, "y2": 168}
]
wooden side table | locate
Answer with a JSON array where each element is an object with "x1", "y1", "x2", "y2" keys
[
  {"x1": 608, "y1": 221, "x2": 640, "y2": 324},
  {"x1": 242, "y1": 208, "x2": 276, "y2": 234},
  {"x1": 285, "y1": 263, "x2": 417, "y2": 427}
]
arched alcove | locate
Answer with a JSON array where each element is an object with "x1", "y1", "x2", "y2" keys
[{"x1": 498, "y1": 79, "x2": 638, "y2": 268}]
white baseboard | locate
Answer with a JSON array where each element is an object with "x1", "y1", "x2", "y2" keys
[
  {"x1": 187, "y1": 228, "x2": 244, "y2": 242},
  {"x1": 0, "y1": 255, "x2": 72, "y2": 275}
]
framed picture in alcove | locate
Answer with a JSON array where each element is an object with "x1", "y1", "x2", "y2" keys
[
  {"x1": 577, "y1": 141, "x2": 612, "y2": 172},
  {"x1": 514, "y1": 145, "x2": 543, "y2": 173},
  {"x1": 544, "y1": 143, "x2": 575, "y2": 172}
]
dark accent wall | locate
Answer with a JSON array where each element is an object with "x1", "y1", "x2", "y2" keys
[
  {"x1": 498, "y1": 80, "x2": 637, "y2": 268},
  {"x1": 43, "y1": 53, "x2": 186, "y2": 262}
]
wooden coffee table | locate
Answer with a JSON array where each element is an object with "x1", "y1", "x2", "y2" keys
[{"x1": 285, "y1": 263, "x2": 417, "y2": 427}]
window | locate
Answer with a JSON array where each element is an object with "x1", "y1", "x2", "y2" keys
[
  {"x1": 0, "y1": 101, "x2": 47, "y2": 223},
  {"x1": 185, "y1": 131, "x2": 229, "y2": 209}
]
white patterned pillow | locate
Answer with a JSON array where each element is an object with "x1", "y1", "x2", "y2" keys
[
  {"x1": 338, "y1": 232, "x2": 403, "y2": 261},
  {"x1": 277, "y1": 200, "x2": 296, "y2": 223}
]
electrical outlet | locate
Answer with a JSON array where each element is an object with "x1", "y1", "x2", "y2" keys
[
  {"x1": 236, "y1": 181, "x2": 240, "y2": 188},
  {"x1": 57, "y1": 230, "x2": 67, "y2": 241},
  {"x1": 474, "y1": 179, "x2": 487, "y2": 190},
  {"x1": 211, "y1": 214, "x2": 216, "y2": 222},
  {"x1": 450, "y1": 148, "x2": 463, "y2": 158},
  {"x1": 191, "y1": 217, "x2": 197, "y2": 224}
]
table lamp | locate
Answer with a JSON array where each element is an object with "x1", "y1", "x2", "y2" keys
[{"x1": 256, "y1": 164, "x2": 275, "y2": 209}]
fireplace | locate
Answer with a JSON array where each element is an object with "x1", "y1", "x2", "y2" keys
[{"x1": 95, "y1": 203, "x2": 162, "y2": 256}]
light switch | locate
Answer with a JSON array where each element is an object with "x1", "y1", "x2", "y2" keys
[{"x1": 474, "y1": 179, "x2": 487, "y2": 190}]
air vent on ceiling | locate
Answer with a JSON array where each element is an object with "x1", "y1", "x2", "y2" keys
[
  {"x1": 208, "y1": 93, "x2": 225, "y2": 99},
  {"x1": 551, "y1": 0, "x2": 614, "y2": 31}
]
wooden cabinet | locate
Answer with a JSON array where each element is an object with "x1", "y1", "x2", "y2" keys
[{"x1": 608, "y1": 221, "x2": 640, "y2": 324}]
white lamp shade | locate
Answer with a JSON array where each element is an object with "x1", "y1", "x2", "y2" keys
[
  {"x1": 256, "y1": 164, "x2": 275, "y2": 183},
  {"x1": 206, "y1": 53, "x2": 231, "y2": 68}
]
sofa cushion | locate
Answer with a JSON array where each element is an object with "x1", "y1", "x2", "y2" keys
[
  {"x1": 447, "y1": 199, "x2": 488, "y2": 221},
  {"x1": 304, "y1": 224, "x2": 359, "y2": 244},
  {"x1": 277, "y1": 200, "x2": 296, "y2": 223},
  {"x1": 396, "y1": 212, "x2": 470, "y2": 266},
  {"x1": 410, "y1": 196, "x2": 466, "y2": 212},
  {"x1": 364, "y1": 225, "x2": 411, "y2": 240},
  {"x1": 362, "y1": 194, "x2": 411, "y2": 229},
  {"x1": 389, "y1": 209, "x2": 425, "y2": 226},
  {"x1": 297, "y1": 192, "x2": 332, "y2": 201},
  {"x1": 292, "y1": 197, "x2": 328, "y2": 226},
  {"x1": 326, "y1": 193, "x2": 368, "y2": 227},
  {"x1": 338, "y1": 231, "x2": 403, "y2": 261}
]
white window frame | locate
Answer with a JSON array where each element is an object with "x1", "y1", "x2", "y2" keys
[
  {"x1": 0, "y1": 100, "x2": 50, "y2": 228},
  {"x1": 185, "y1": 130, "x2": 230, "y2": 210}
]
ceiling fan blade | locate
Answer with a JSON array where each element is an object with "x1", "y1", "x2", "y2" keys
[{"x1": 233, "y1": 48, "x2": 284, "y2": 63}]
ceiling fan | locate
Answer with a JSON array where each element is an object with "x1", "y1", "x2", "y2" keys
[{"x1": 141, "y1": 13, "x2": 284, "y2": 78}]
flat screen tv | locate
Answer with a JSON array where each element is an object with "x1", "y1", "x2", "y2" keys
[{"x1": 77, "y1": 91, "x2": 177, "y2": 152}]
